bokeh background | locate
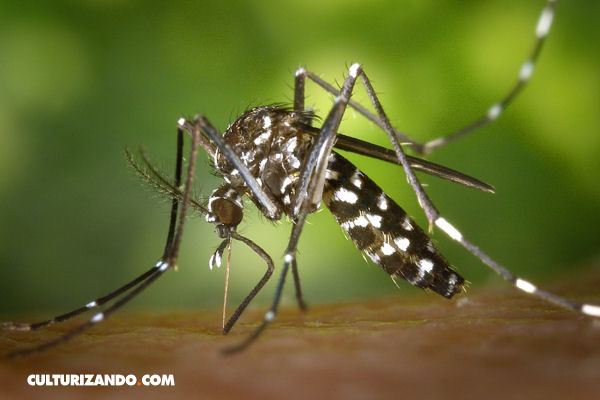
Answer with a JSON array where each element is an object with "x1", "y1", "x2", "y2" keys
[{"x1": 1, "y1": 0, "x2": 598, "y2": 317}]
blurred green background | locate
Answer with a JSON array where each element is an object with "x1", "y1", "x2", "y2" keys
[{"x1": 1, "y1": 0, "x2": 599, "y2": 317}]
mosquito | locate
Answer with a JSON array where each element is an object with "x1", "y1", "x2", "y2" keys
[{"x1": 4, "y1": 0, "x2": 598, "y2": 357}]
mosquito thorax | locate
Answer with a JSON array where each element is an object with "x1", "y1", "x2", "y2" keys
[{"x1": 214, "y1": 106, "x2": 315, "y2": 218}]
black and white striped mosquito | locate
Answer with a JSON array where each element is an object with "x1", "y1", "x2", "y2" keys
[{"x1": 4, "y1": 0, "x2": 599, "y2": 357}]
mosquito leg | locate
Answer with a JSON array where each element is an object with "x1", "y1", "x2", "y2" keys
[
  {"x1": 1, "y1": 265, "x2": 162, "y2": 332},
  {"x1": 221, "y1": 252, "x2": 289, "y2": 355},
  {"x1": 3, "y1": 129, "x2": 185, "y2": 334},
  {"x1": 297, "y1": 0, "x2": 557, "y2": 156},
  {"x1": 163, "y1": 126, "x2": 184, "y2": 257},
  {"x1": 291, "y1": 257, "x2": 307, "y2": 311},
  {"x1": 223, "y1": 187, "x2": 322, "y2": 354},
  {"x1": 4, "y1": 125, "x2": 193, "y2": 357},
  {"x1": 421, "y1": 0, "x2": 557, "y2": 154},
  {"x1": 223, "y1": 232, "x2": 274, "y2": 335},
  {"x1": 294, "y1": 67, "x2": 306, "y2": 113},
  {"x1": 347, "y1": 67, "x2": 442, "y2": 228},
  {"x1": 223, "y1": 65, "x2": 363, "y2": 353},
  {"x1": 6, "y1": 261, "x2": 171, "y2": 358},
  {"x1": 7, "y1": 121, "x2": 205, "y2": 357},
  {"x1": 351, "y1": 67, "x2": 600, "y2": 319},
  {"x1": 433, "y1": 218, "x2": 600, "y2": 317},
  {"x1": 291, "y1": 69, "x2": 314, "y2": 312},
  {"x1": 291, "y1": 64, "x2": 362, "y2": 218},
  {"x1": 165, "y1": 121, "x2": 200, "y2": 266},
  {"x1": 296, "y1": 67, "x2": 420, "y2": 151}
]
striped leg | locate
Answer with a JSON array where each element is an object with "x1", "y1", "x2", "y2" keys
[
  {"x1": 297, "y1": 24, "x2": 600, "y2": 321},
  {"x1": 4, "y1": 121, "x2": 201, "y2": 357},
  {"x1": 295, "y1": 0, "x2": 558, "y2": 156},
  {"x1": 351, "y1": 57, "x2": 600, "y2": 317},
  {"x1": 433, "y1": 217, "x2": 600, "y2": 317},
  {"x1": 421, "y1": 0, "x2": 557, "y2": 154},
  {"x1": 1, "y1": 264, "x2": 163, "y2": 334},
  {"x1": 223, "y1": 63, "x2": 364, "y2": 354}
]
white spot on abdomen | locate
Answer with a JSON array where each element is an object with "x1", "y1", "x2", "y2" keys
[
  {"x1": 380, "y1": 242, "x2": 395, "y2": 256},
  {"x1": 418, "y1": 258, "x2": 434, "y2": 274},
  {"x1": 366, "y1": 213, "x2": 382, "y2": 228},
  {"x1": 333, "y1": 187, "x2": 359, "y2": 204},
  {"x1": 394, "y1": 237, "x2": 410, "y2": 251}
]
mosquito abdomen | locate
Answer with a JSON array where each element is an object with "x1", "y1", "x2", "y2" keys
[{"x1": 323, "y1": 152, "x2": 465, "y2": 298}]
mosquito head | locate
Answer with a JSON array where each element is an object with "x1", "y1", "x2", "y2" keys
[{"x1": 206, "y1": 184, "x2": 244, "y2": 237}]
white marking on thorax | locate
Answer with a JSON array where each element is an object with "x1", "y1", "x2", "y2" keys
[
  {"x1": 263, "y1": 115, "x2": 272, "y2": 129},
  {"x1": 254, "y1": 131, "x2": 271, "y2": 145},
  {"x1": 259, "y1": 158, "x2": 267, "y2": 172},
  {"x1": 377, "y1": 193, "x2": 388, "y2": 210},
  {"x1": 287, "y1": 154, "x2": 301, "y2": 169},
  {"x1": 325, "y1": 169, "x2": 340, "y2": 180},
  {"x1": 280, "y1": 176, "x2": 293, "y2": 193},
  {"x1": 286, "y1": 137, "x2": 298, "y2": 153},
  {"x1": 350, "y1": 170, "x2": 363, "y2": 189}
]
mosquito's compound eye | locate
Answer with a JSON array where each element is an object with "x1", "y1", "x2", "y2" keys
[{"x1": 207, "y1": 197, "x2": 243, "y2": 228}]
